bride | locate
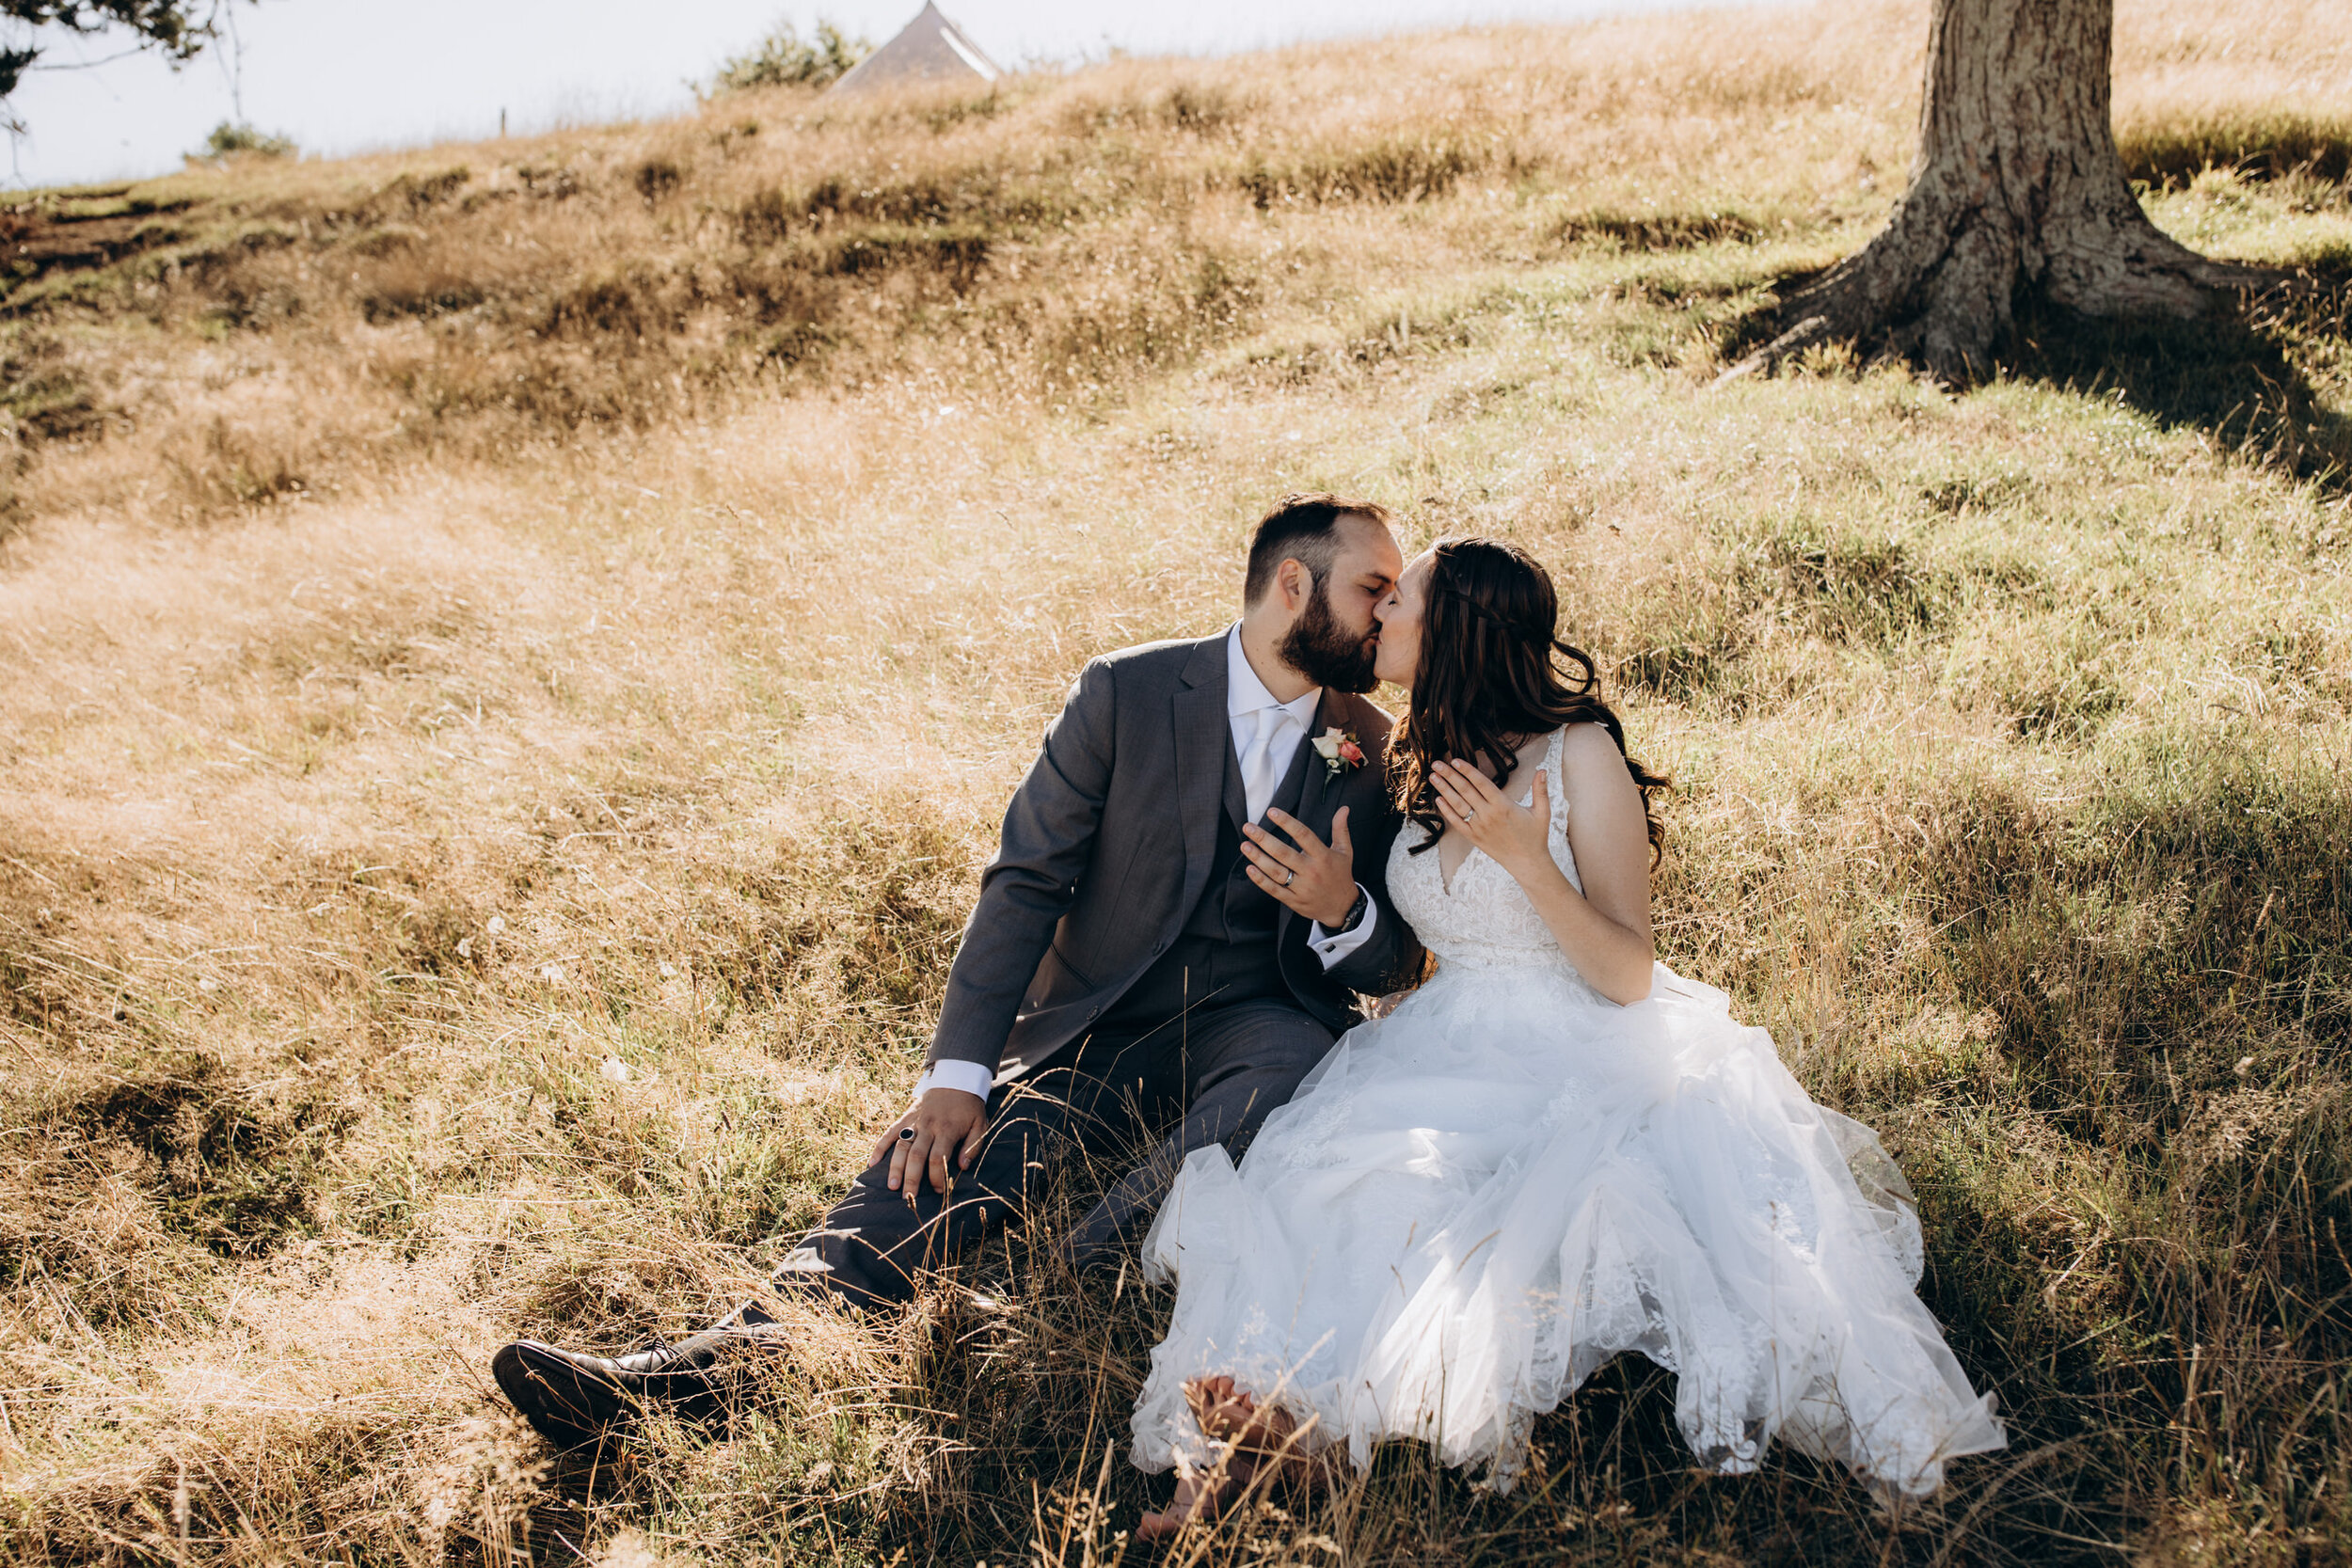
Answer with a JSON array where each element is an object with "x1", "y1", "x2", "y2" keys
[{"x1": 1131, "y1": 537, "x2": 2004, "y2": 1538}]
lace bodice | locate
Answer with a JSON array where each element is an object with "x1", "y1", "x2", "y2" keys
[{"x1": 1388, "y1": 727, "x2": 1584, "y2": 974}]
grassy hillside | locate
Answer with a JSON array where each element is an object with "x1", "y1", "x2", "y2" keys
[{"x1": 1, "y1": 0, "x2": 2349, "y2": 1562}]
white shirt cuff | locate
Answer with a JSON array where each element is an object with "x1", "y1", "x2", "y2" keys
[
  {"x1": 1308, "y1": 885, "x2": 1377, "y2": 969},
  {"x1": 913, "y1": 1058, "x2": 996, "y2": 1101}
]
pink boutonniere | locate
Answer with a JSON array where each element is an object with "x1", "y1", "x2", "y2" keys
[{"x1": 1311, "y1": 726, "x2": 1366, "y2": 777}]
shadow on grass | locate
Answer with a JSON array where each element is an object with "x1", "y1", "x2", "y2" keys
[
  {"x1": 485, "y1": 1114, "x2": 2157, "y2": 1564},
  {"x1": 2119, "y1": 110, "x2": 2352, "y2": 189},
  {"x1": 1719, "y1": 258, "x2": 2352, "y2": 489},
  {"x1": 2004, "y1": 280, "x2": 2352, "y2": 485}
]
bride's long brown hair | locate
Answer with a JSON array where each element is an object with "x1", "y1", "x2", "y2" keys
[{"x1": 1392, "y1": 536, "x2": 1668, "y2": 863}]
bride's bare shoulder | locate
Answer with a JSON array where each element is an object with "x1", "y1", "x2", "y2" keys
[{"x1": 1557, "y1": 722, "x2": 1630, "y2": 775}]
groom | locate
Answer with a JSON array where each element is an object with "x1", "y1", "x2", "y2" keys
[{"x1": 494, "y1": 494, "x2": 1423, "y2": 1449}]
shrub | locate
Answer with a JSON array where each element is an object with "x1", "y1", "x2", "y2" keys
[
  {"x1": 633, "y1": 156, "x2": 684, "y2": 206},
  {"x1": 199, "y1": 121, "x2": 297, "y2": 160},
  {"x1": 709, "y1": 19, "x2": 870, "y2": 95}
]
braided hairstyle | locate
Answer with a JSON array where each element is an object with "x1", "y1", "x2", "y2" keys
[{"x1": 1392, "y1": 536, "x2": 1668, "y2": 863}]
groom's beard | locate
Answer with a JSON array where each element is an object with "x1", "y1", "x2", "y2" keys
[{"x1": 1278, "y1": 581, "x2": 1380, "y2": 694}]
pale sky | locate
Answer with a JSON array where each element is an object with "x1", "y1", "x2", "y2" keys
[{"x1": 11, "y1": 0, "x2": 1771, "y2": 191}]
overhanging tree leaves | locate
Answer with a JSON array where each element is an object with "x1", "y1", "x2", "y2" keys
[
  {"x1": 1740, "y1": 0, "x2": 2290, "y2": 383},
  {"x1": 0, "y1": 0, "x2": 246, "y2": 103}
]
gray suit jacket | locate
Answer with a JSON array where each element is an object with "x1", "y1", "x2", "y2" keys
[{"x1": 927, "y1": 632, "x2": 1423, "y2": 1085}]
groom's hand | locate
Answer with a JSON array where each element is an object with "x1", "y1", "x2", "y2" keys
[
  {"x1": 875, "y1": 1087, "x2": 990, "y2": 1198},
  {"x1": 1244, "y1": 806, "x2": 1359, "y2": 928}
]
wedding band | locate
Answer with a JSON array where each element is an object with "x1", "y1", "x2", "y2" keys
[
  {"x1": 1282, "y1": 870, "x2": 1295, "y2": 886},
  {"x1": 1463, "y1": 808, "x2": 1477, "y2": 819}
]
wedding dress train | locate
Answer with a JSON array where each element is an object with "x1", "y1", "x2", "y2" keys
[{"x1": 1131, "y1": 727, "x2": 2005, "y2": 1496}]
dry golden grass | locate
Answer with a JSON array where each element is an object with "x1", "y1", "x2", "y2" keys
[{"x1": 1, "y1": 0, "x2": 2349, "y2": 1561}]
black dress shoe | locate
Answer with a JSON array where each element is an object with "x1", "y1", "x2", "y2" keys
[{"x1": 491, "y1": 1326, "x2": 768, "y2": 1450}]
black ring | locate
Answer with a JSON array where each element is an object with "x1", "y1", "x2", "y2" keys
[{"x1": 898, "y1": 1127, "x2": 916, "y2": 1140}]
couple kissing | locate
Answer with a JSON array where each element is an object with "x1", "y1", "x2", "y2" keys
[{"x1": 493, "y1": 494, "x2": 2005, "y2": 1528}]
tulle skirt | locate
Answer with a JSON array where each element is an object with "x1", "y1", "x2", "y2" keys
[{"x1": 1130, "y1": 958, "x2": 2005, "y2": 1496}]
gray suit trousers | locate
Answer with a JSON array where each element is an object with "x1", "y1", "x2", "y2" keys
[{"x1": 772, "y1": 1000, "x2": 1332, "y2": 1307}]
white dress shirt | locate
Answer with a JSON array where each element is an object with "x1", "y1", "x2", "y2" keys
[
  {"x1": 1220, "y1": 622, "x2": 1380, "y2": 968},
  {"x1": 914, "y1": 625, "x2": 1377, "y2": 1101}
]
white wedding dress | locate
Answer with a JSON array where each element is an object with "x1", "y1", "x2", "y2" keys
[{"x1": 1131, "y1": 727, "x2": 2005, "y2": 1497}]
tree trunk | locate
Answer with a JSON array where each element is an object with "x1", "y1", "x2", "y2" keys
[{"x1": 1741, "y1": 0, "x2": 2280, "y2": 383}]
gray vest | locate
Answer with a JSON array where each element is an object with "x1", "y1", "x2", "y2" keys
[{"x1": 1103, "y1": 729, "x2": 1314, "y2": 1029}]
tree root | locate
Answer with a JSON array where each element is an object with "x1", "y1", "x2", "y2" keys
[{"x1": 1718, "y1": 206, "x2": 2306, "y2": 388}]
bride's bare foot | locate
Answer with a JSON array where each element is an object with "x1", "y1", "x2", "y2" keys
[
  {"x1": 1136, "y1": 1464, "x2": 1238, "y2": 1543},
  {"x1": 1135, "y1": 1377, "x2": 1307, "y2": 1543},
  {"x1": 1185, "y1": 1375, "x2": 1311, "y2": 1469}
]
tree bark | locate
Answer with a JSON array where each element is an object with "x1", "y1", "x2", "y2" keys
[{"x1": 1740, "y1": 0, "x2": 2282, "y2": 384}]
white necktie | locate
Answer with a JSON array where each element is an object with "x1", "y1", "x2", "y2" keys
[{"x1": 1241, "y1": 705, "x2": 1297, "y2": 824}]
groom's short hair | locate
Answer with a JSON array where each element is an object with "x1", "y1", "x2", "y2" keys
[{"x1": 1244, "y1": 493, "x2": 1393, "y2": 604}]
